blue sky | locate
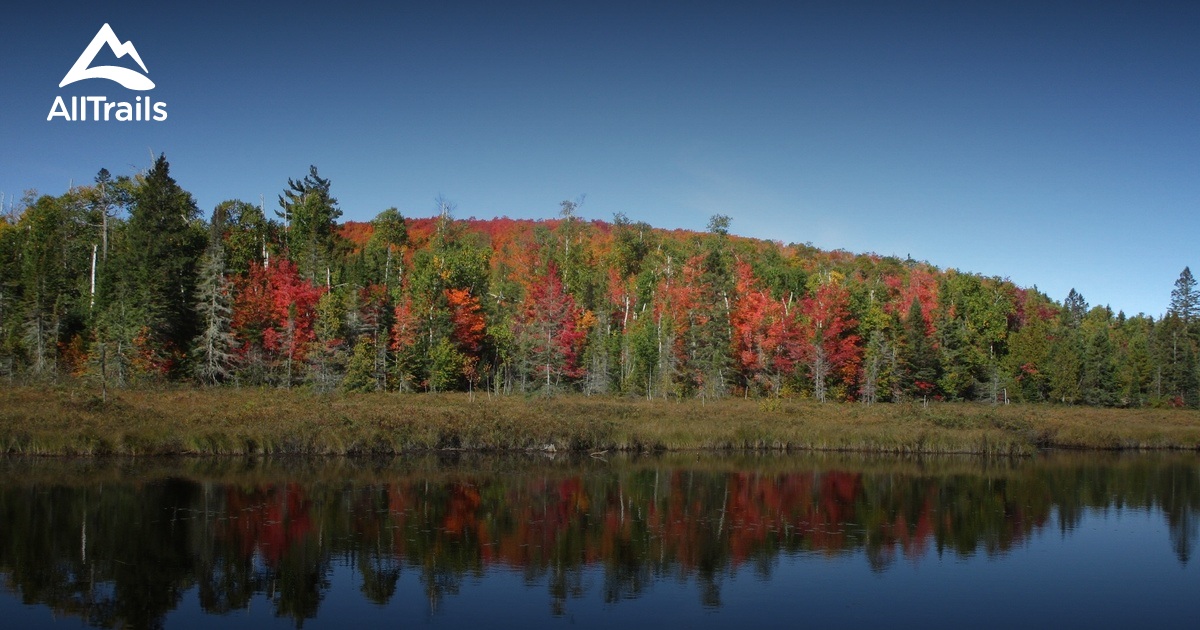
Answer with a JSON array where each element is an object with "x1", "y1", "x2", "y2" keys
[{"x1": 2, "y1": 1, "x2": 1196, "y2": 317}]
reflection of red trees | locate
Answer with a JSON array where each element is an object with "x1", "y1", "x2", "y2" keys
[
  {"x1": 218, "y1": 483, "x2": 314, "y2": 567},
  {"x1": 209, "y1": 469, "x2": 1049, "y2": 576},
  {"x1": 442, "y1": 483, "x2": 482, "y2": 535},
  {"x1": 878, "y1": 493, "x2": 936, "y2": 561}
]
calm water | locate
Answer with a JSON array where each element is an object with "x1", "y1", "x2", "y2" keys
[{"x1": 0, "y1": 452, "x2": 1197, "y2": 628}]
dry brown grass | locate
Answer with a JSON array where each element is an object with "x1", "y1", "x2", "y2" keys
[{"x1": 2, "y1": 385, "x2": 1199, "y2": 456}]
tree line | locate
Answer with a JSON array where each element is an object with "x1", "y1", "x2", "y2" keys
[{"x1": 1, "y1": 155, "x2": 1197, "y2": 407}]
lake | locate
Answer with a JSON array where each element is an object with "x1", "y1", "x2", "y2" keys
[{"x1": 0, "y1": 452, "x2": 1196, "y2": 628}]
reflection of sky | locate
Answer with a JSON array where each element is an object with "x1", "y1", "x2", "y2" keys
[
  {"x1": 739, "y1": 508, "x2": 1194, "y2": 629},
  {"x1": 0, "y1": 598, "x2": 49, "y2": 629},
  {"x1": 147, "y1": 507, "x2": 1198, "y2": 628}
]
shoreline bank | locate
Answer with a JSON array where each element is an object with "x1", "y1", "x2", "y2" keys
[{"x1": 3, "y1": 386, "x2": 1200, "y2": 456}]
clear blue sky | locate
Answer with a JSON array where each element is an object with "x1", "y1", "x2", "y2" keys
[{"x1": 2, "y1": 1, "x2": 1196, "y2": 317}]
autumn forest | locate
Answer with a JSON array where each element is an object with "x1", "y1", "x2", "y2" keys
[{"x1": 2, "y1": 156, "x2": 1198, "y2": 408}]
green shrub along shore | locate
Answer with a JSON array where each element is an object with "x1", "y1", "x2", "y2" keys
[{"x1": 3, "y1": 386, "x2": 1200, "y2": 456}]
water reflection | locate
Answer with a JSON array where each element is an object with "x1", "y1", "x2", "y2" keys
[{"x1": 0, "y1": 452, "x2": 1197, "y2": 627}]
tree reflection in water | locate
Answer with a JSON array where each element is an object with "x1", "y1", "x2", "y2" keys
[{"x1": 0, "y1": 452, "x2": 1196, "y2": 627}]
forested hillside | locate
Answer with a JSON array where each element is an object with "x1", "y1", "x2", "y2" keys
[{"x1": 1, "y1": 156, "x2": 1197, "y2": 407}]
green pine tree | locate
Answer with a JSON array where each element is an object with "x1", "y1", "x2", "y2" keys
[
  {"x1": 1170, "y1": 267, "x2": 1198, "y2": 324},
  {"x1": 900, "y1": 297, "x2": 939, "y2": 400},
  {"x1": 119, "y1": 154, "x2": 206, "y2": 371},
  {"x1": 277, "y1": 166, "x2": 342, "y2": 283}
]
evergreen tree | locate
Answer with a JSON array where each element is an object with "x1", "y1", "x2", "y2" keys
[
  {"x1": 1079, "y1": 308, "x2": 1117, "y2": 406},
  {"x1": 1047, "y1": 329, "x2": 1083, "y2": 404},
  {"x1": 277, "y1": 166, "x2": 342, "y2": 282},
  {"x1": 1157, "y1": 313, "x2": 1197, "y2": 406},
  {"x1": 119, "y1": 154, "x2": 205, "y2": 372},
  {"x1": 1113, "y1": 315, "x2": 1155, "y2": 406},
  {"x1": 1170, "y1": 267, "x2": 1198, "y2": 325},
  {"x1": 9, "y1": 191, "x2": 94, "y2": 378},
  {"x1": 17, "y1": 195, "x2": 69, "y2": 375},
  {"x1": 861, "y1": 330, "x2": 894, "y2": 404},
  {"x1": 1004, "y1": 314, "x2": 1052, "y2": 402},
  {"x1": 1161, "y1": 268, "x2": 1199, "y2": 407},
  {"x1": 688, "y1": 216, "x2": 735, "y2": 398},
  {"x1": 624, "y1": 307, "x2": 659, "y2": 398},
  {"x1": 89, "y1": 167, "x2": 131, "y2": 264},
  {"x1": 936, "y1": 317, "x2": 975, "y2": 400},
  {"x1": 900, "y1": 297, "x2": 939, "y2": 399},
  {"x1": 0, "y1": 216, "x2": 19, "y2": 379},
  {"x1": 1064, "y1": 289, "x2": 1088, "y2": 328}
]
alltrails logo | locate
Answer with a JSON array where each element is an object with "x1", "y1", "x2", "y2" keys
[{"x1": 47, "y1": 23, "x2": 168, "y2": 122}]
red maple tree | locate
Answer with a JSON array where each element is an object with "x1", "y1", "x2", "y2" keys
[{"x1": 799, "y1": 280, "x2": 861, "y2": 401}]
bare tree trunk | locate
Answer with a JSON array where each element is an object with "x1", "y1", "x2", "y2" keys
[
  {"x1": 812, "y1": 344, "x2": 828, "y2": 403},
  {"x1": 89, "y1": 245, "x2": 97, "y2": 310},
  {"x1": 863, "y1": 353, "x2": 878, "y2": 405},
  {"x1": 99, "y1": 343, "x2": 107, "y2": 403}
]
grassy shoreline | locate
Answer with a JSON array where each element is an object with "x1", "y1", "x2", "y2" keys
[{"x1": 3, "y1": 385, "x2": 1200, "y2": 456}]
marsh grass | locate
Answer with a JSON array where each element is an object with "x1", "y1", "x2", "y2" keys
[{"x1": 2, "y1": 385, "x2": 1199, "y2": 456}]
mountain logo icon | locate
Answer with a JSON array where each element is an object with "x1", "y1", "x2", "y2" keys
[{"x1": 59, "y1": 23, "x2": 155, "y2": 91}]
